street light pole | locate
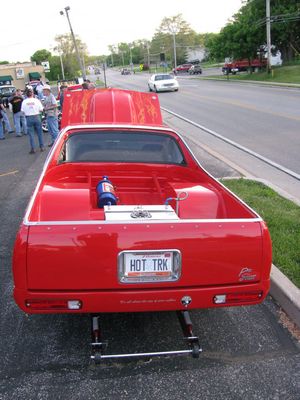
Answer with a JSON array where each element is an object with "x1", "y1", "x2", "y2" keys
[
  {"x1": 266, "y1": 0, "x2": 272, "y2": 73},
  {"x1": 147, "y1": 43, "x2": 150, "y2": 72},
  {"x1": 59, "y1": 52, "x2": 65, "y2": 80},
  {"x1": 172, "y1": 32, "x2": 177, "y2": 71},
  {"x1": 60, "y1": 6, "x2": 86, "y2": 80}
]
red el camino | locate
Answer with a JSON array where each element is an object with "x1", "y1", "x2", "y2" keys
[{"x1": 12, "y1": 88, "x2": 272, "y2": 360}]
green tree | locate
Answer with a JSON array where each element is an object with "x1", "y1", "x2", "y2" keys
[
  {"x1": 45, "y1": 56, "x2": 62, "y2": 82},
  {"x1": 31, "y1": 49, "x2": 52, "y2": 65},
  {"x1": 207, "y1": 0, "x2": 300, "y2": 63},
  {"x1": 54, "y1": 33, "x2": 88, "y2": 78},
  {"x1": 270, "y1": 0, "x2": 300, "y2": 61},
  {"x1": 154, "y1": 14, "x2": 198, "y2": 65}
]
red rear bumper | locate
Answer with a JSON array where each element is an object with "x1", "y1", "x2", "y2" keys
[{"x1": 14, "y1": 280, "x2": 270, "y2": 314}]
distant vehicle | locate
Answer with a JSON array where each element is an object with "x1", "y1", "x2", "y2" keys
[
  {"x1": 0, "y1": 85, "x2": 16, "y2": 107},
  {"x1": 188, "y1": 65, "x2": 202, "y2": 75},
  {"x1": 173, "y1": 63, "x2": 193, "y2": 73},
  {"x1": 148, "y1": 73, "x2": 179, "y2": 92},
  {"x1": 121, "y1": 68, "x2": 131, "y2": 75},
  {"x1": 222, "y1": 59, "x2": 267, "y2": 74}
]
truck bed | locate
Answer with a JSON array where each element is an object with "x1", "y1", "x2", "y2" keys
[{"x1": 28, "y1": 163, "x2": 256, "y2": 222}]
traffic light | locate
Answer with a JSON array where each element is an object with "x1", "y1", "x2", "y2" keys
[{"x1": 160, "y1": 53, "x2": 165, "y2": 62}]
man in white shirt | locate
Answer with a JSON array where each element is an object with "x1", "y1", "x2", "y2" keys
[
  {"x1": 35, "y1": 80, "x2": 44, "y2": 100},
  {"x1": 43, "y1": 84, "x2": 59, "y2": 147},
  {"x1": 21, "y1": 88, "x2": 44, "y2": 154}
]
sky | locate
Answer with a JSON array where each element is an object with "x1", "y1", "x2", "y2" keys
[{"x1": 0, "y1": 0, "x2": 243, "y2": 63}]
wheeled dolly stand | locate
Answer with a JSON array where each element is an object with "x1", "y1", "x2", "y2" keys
[{"x1": 90, "y1": 310, "x2": 202, "y2": 363}]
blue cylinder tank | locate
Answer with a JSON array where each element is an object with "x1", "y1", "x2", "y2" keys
[{"x1": 96, "y1": 176, "x2": 117, "y2": 208}]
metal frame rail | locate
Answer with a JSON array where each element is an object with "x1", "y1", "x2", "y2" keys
[{"x1": 90, "y1": 310, "x2": 202, "y2": 363}]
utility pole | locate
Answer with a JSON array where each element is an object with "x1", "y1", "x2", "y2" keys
[
  {"x1": 266, "y1": 0, "x2": 272, "y2": 73},
  {"x1": 102, "y1": 63, "x2": 107, "y2": 88},
  {"x1": 172, "y1": 32, "x2": 177, "y2": 71},
  {"x1": 168, "y1": 23, "x2": 178, "y2": 71},
  {"x1": 59, "y1": 52, "x2": 65, "y2": 80},
  {"x1": 60, "y1": 6, "x2": 86, "y2": 80},
  {"x1": 147, "y1": 43, "x2": 150, "y2": 72},
  {"x1": 129, "y1": 45, "x2": 132, "y2": 65}
]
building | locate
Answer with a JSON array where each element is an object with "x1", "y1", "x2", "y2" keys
[
  {"x1": 186, "y1": 47, "x2": 207, "y2": 63},
  {"x1": 0, "y1": 62, "x2": 46, "y2": 90}
]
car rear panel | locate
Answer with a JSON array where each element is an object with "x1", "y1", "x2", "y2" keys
[{"x1": 26, "y1": 221, "x2": 265, "y2": 291}]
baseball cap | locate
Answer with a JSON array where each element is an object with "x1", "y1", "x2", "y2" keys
[{"x1": 43, "y1": 84, "x2": 51, "y2": 91}]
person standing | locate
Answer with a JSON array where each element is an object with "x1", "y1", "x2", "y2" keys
[
  {"x1": 35, "y1": 80, "x2": 44, "y2": 100},
  {"x1": 9, "y1": 89, "x2": 27, "y2": 137},
  {"x1": 21, "y1": 88, "x2": 44, "y2": 154},
  {"x1": 59, "y1": 84, "x2": 68, "y2": 111},
  {"x1": 0, "y1": 99, "x2": 14, "y2": 134},
  {"x1": 42, "y1": 84, "x2": 59, "y2": 147},
  {"x1": 0, "y1": 111, "x2": 4, "y2": 140}
]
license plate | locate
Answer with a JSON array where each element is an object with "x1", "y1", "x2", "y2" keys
[{"x1": 118, "y1": 250, "x2": 181, "y2": 283}]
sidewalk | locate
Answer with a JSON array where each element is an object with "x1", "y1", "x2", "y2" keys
[
  {"x1": 202, "y1": 76, "x2": 300, "y2": 89},
  {"x1": 163, "y1": 110, "x2": 300, "y2": 330}
]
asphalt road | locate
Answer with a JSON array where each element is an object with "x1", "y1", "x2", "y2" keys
[
  {"x1": 0, "y1": 117, "x2": 300, "y2": 399},
  {"x1": 101, "y1": 69, "x2": 300, "y2": 176}
]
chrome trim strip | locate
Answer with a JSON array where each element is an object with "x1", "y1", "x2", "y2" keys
[
  {"x1": 23, "y1": 217, "x2": 262, "y2": 227},
  {"x1": 117, "y1": 249, "x2": 182, "y2": 284}
]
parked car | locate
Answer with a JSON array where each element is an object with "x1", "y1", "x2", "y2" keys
[
  {"x1": 148, "y1": 73, "x2": 179, "y2": 92},
  {"x1": 12, "y1": 88, "x2": 272, "y2": 361},
  {"x1": 173, "y1": 63, "x2": 193, "y2": 73},
  {"x1": 222, "y1": 59, "x2": 267, "y2": 74},
  {"x1": 121, "y1": 68, "x2": 131, "y2": 75},
  {"x1": 188, "y1": 65, "x2": 202, "y2": 75},
  {"x1": 0, "y1": 85, "x2": 16, "y2": 107}
]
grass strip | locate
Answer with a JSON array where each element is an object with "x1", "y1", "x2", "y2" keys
[
  {"x1": 220, "y1": 178, "x2": 300, "y2": 288},
  {"x1": 206, "y1": 65, "x2": 300, "y2": 84}
]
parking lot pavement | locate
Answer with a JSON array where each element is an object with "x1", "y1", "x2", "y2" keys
[{"x1": 0, "y1": 121, "x2": 299, "y2": 399}]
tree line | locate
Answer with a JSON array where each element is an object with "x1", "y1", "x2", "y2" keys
[{"x1": 29, "y1": 0, "x2": 299, "y2": 80}]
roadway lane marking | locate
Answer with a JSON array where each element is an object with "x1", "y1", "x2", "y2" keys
[
  {"x1": 176, "y1": 90, "x2": 300, "y2": 122},
  {"x1": 0, "y1": 170, "x2": 19, "y2": 178},
  {"x1": 162, "y1": 107, "x2": 300, "y2": 181}
]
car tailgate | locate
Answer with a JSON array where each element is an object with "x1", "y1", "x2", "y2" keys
[{"x1": 26, "y1": 221, "x2": 266, "y2": 290}]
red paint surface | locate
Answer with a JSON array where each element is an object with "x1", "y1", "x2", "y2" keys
[{"x1": 12, "y1": 89, "x2": 272, "y2": 314}]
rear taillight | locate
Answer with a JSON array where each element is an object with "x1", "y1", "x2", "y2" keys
[
  {"x1": 25, "y1": 299, "x2": 82, "y2": 310},
  {"x1": 213, "y1": 291, "x2": 263, "y2": 304}
]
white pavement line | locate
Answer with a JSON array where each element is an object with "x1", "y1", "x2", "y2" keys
[
  {"x1": 0, "y1": 170, "x2": 18, "y2": 178},
  {"x1": 162, "y1": 107, "x2": 300, "y2": 181}
]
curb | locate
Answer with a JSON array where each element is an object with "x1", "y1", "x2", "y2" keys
[
  {"x1": 200, "y1": 77, "x2": 300, "y2": 89},
  {"x1": 163, "y1": 111, "x2": 300, "y2": 329},
  {"x1": 270, "y1": 265, "x2": 300, "y2": 329},
  {"x1": 221, "y1": 179, "x2": 300, "y2": 329}
]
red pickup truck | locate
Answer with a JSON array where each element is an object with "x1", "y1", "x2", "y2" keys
[
  {"x1": 12, "y1": 88, "x2": 272, "y2": 360},
  {"x1": 222, "y1": 59, "x2": 267, "y2": 74},
  {"x1": 173, "y1": 63, "x2": 193, "y2": 73}
]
